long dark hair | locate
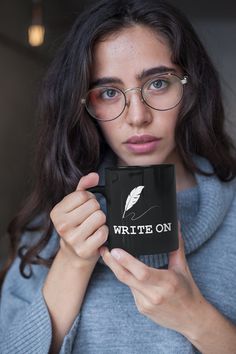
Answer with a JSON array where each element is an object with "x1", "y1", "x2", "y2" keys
[{"x1": 1, "y1": 0, "x2": 235, "y2": 285}]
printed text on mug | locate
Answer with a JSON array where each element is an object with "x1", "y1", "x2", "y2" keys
[{"x1": 113, "y1": 223, "x2": 172, "y2": 235}]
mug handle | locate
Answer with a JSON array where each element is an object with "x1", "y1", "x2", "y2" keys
[
  {"x1": 87, "y1": 185, "x2": 106, "y2": 197},
  {"x1": 87, "y1": 185, "x2": 109, "y2": 248}
]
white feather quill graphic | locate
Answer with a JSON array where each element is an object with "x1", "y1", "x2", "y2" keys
[{"x1": 122, "y1": 186, "x2": 145, "y2": 219}]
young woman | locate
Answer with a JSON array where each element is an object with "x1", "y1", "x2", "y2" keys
[{"x1": 1, "y1": 0, "x2": 236, "y2": 353}]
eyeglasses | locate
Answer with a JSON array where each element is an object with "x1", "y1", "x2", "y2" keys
[{"x1": 81, "y1": 72, "x2": 188, "y2": 122}]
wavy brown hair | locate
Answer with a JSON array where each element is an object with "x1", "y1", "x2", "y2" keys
[{"x1": 1, "y1": 0, "x2": 236, "y2": 285}]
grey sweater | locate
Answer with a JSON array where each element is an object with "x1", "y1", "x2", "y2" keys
[{"x1": 1, "y1": 155, "x2": 236, "y2": 354}]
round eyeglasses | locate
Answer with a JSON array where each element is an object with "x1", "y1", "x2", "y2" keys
[{"x1": 81, "y1": 72, "x2": 188, "y2": 122}]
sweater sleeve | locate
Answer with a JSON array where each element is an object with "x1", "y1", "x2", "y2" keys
[{"x1": 0, "y1": 240, "x2": 81, "y2": 353}]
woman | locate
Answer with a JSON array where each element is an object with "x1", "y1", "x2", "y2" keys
[{"x1": 1, "y1": 0, "x2": 236, "y2": 353}]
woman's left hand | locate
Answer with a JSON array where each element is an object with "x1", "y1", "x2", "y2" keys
[{"x1": 99, "y1": 225, "x2": 208, "y2": 337}]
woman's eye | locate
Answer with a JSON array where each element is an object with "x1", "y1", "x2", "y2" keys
[
  {"x1": 150, "y1": 79, "x2": 168, "y2": 90},
  {"x1": 101, "y1": 88, "x2": 119, "y2": 99}
]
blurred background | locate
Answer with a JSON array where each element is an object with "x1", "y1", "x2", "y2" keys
[{"x1": 0, "y1": 0, "x2": 235, "y2": 266}]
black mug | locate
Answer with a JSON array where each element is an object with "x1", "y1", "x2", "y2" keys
[{"x1": 88, "y1": 164, "x2": 178, "y2": 256}]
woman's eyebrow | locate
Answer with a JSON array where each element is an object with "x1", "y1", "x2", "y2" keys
[
  {"x1": 90, "y1": 77, "x2": 123, "y2": 87},
  {"x1": 138, "y1": 66, "x2": 176, "y2": 80},
  {"x1": 91, "y1": 66, "x2": 176, "y2": 87}
]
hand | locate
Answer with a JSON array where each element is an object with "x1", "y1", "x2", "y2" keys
[
  {"x1": 50, "y1": 172, "x2": 109, "y2": 268},
  {"x1": 100, "y1": 225, "x2": 207, "y2": 337}
]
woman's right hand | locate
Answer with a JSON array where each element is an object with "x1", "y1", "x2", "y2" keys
[{"x1": 50, "y1": 172, "x2": 108, "y2": 268}]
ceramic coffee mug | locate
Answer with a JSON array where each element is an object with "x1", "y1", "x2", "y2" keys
[{"x1": 88, "y1": 164, "x2": 178, "y2": 256}]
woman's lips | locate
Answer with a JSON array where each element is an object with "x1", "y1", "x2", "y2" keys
[{"x1": 124, "y1": 134, "x2": 162, "y2": 154}]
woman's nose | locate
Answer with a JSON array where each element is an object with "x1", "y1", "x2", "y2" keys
[{"x1": 124, "y1": 89, "x2": 153, "y2": 126}]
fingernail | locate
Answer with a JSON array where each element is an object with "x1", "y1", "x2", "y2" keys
[{"x1": 111, "y1": 249, "x2": 121, "y2": 260}]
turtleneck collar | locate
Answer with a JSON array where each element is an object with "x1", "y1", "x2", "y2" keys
[{"x1": 95, "y1": 150, "x2": 236, "y2": 268}]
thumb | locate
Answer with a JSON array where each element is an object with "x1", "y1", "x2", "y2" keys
[
  {"x1": 168, "y1": 223, "x2": 187, "y2": 272},
  {"x1": 76, "y1": 172, "x2": 99, "y2": 191}
]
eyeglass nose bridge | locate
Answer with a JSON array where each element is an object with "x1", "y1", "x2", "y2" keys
[{"x1": 123, "y1": 87, "x2": 144, "y2": 105}]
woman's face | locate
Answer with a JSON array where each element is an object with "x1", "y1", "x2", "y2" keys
[{"x1": 91, "y1": 25, "x2": 183, "y2": 166}]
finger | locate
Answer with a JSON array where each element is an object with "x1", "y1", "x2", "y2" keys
[
  {"x1": 130, "y1": 286, "x2": 165, "y2": 315},
  {"x1": 130, "y1": 286, "x2": 151, "y2": 309},
  {"x1": 168, "y1": 223, "x2": 188, "y2": 272},
  {"x1": 76, "y1": 225, "x2": 109, "y2": 257},
  {"x1": 65, "y1": 197, "x2": 101, "y2": 226},
  {"x1": 108, "y1": 248, "x2": 168, "y2": 283},
  {"x1": 101, "y1": 248, "x2": 171, "y2": 304},
  {"x1": 76, "y1": 172, "x2": 99, "y2": 191},
  {"x1": 58, "y1": 190, "x2": 96, "y2": 213},
  {"x1": 101, "y1": 248, "x2": 168, "y2": 294},
  {"x1": 100, "y1": 248, "x2": 142, "y2": 290},
  {"x1": 67, "y1": 209, "x2": 106, "y2": 243}
]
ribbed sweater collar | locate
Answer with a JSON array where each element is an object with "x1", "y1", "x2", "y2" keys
[{"x1": 97, "y1": 150, "x2": 236, "y2": 268}]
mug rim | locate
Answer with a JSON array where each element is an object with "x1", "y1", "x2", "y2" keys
[{"x1": 105, "y1": 163, "x2": 174, "y2": 170}]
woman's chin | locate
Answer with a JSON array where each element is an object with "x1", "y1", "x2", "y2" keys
[{"x1": 117, "y1": 154, "x2": 169, "y2": 167}]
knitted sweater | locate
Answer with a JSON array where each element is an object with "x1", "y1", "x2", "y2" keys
[{"x1": 0, "y1": 154, "x2": 236, "y2": 354}]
